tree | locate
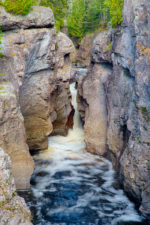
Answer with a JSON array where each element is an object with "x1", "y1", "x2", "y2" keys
[
  {"x1": 104, "y1": 0, "x2": 124, "y2": 27},
  {"x1": 40, "y1": 0, "x2": 68, "y2": 32},
  {"x1": 67, "y1": 0, "x2": 85, "y2": 39},
  {"x1": 84, "y1": 0, "x2": 109, "y2": 33}
]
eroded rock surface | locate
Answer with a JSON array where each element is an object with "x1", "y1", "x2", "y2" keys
[
  {"x1": 0, "y1": 6, "x2": 75, "y2": 188},
  {"x1": 78, "y1": 0, "x2": 150, "y2": 217},
  {"x1": 0, "y1": 148, "x2": 32, "y2": 224},
  {"x1": 0, "y1": 6, "x2": 54, "y2": 31}
]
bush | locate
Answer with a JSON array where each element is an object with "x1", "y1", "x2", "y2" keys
[
  {"x1": 4, "y1": 0, "x2": 36, "y2": 15},
  {"x1": 104, "y1": 0, "x2": 124, "y2": 27},
  {"x1": 40, "y1": 0, "x2": 68, "y2": 32}
]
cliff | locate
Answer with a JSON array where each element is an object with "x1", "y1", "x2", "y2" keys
[
  {"x1": 78, "y1": 0, "x2": 150, "y2": 217},
  {"x1": 0, "y1": 148, "x2": 32, "y2": 225},
  {"x1": 0, "y1": 6, "x2": 75, "y2": 189}
]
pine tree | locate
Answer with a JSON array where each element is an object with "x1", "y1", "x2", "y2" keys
[{"x1": 67, "y1": 0, "x2": 85, "y2": 39}]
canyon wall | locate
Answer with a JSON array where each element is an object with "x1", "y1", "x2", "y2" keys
[
  {"x1": 0, "y1": 6, "x2": 75, "y2": 189},
  {"x1": 0, "y1": 148, "x2": 32, "y2": 224},
  {"x1": 78, "y1": 0, "x2": 150, "y2": 217}
]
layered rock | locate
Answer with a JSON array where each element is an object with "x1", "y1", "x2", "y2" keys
[
  {"x1": 0, "y1": 6, "x2": 75, "y2": 187},
  {"x1": 78, "y1": 0, "x2": 150, "y2": 217},
  {"x1": 0, "y1": 148, "x2": 32, "y2": 224}
]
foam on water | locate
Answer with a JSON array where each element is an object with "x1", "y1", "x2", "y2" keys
[{"x1": 21, "y1": 82, "x2": 146, "y2": 225}]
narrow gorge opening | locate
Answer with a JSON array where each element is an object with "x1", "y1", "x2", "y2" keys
[{"x1": 19, "y1": 77, "x2": 145, "y2": 225}]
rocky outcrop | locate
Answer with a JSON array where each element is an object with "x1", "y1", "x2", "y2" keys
[
  {"x1": 78, "y1": 0, "x2": 150, "y2": 217},
  {"x1": 0, "y1": 6, "x2": 54, "y2": 31},
  {"x1": 0, "y1": 148, "x2": 32, "y2": 224},
  {"x1": 19, "y1": 31, "x2": 75, "y2": 149},
  {"x1": 77, "y1": 30, "x2": 112, "y2": 155},
  {"x1": 76, "y1": 33, "x2": 98, "y2": 67},
  {"x1": 0, "y1": 6, "x2": 75, "y2": 187},
  {"x1": 0, "y1": 81, "x2": 33, "y2": 189}
]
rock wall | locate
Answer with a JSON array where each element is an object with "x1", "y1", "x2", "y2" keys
[
  {"x1": 0, "y1": 6, "x2": 75, "y2": 188},
  {"x1": 0, "y1": 148, "x2": 32, "y2": 224},
  {"x1": 77, "y1": 0, "x2": 150, "y2": 217}
]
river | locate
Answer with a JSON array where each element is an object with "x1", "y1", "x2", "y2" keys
[{"x1": 19, "y1": 80, "x2": 147, "y2": 225}]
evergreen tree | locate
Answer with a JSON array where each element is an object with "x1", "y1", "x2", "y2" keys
[
  {"x1": 41, "y1": 0, "x2": 68, "y2": 31},
  {"x1": 67, "y1": 0, "x2": 85, "y2": 39},
  {"x1": 104, "y1": 0, "x2": 124, "y2": 27}
]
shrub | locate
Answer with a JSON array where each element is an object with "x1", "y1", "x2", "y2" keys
[
  {"x1": 40, "y1": 0, "x2": 68, "y2": 32},
  {"x1": 4, "y1": 0, "x2": 36, "y2": 15},
  {"x1": 104, "y1": 0, "x2": 124, "y2": 27},
  {"x1": 0, "y1": 1, "x2": 3, "y2": 6}
]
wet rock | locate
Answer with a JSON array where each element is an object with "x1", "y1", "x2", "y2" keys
[
  {"x1": 0, "y1": 148, "x2": 32, "y2": 225},
  {"x1": 51, "y1": 82, "x2": 72, "y2": 136}
]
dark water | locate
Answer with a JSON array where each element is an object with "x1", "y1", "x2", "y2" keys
[
  {"x1": 19, "y1": 83, "x2": 148, "y2": 225},
  {"x1": 19, "y1": 156, "x2": 148, "y2": 225}
]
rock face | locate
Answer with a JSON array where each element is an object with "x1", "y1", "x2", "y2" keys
[
  {"x1": 0, "y1": 6, "x2": 54, "y2": 31},
  {"x1": 77, "y1": 30, "x2": 112, "y2": 155},
  {"x1": 76, "y1": 32, "x2": 99, "y2": 67},
  {"x1": 78, "y1": 0, "x2": 150, "y2": 217},
  {"x1": 0, "y1": 81, "x2": 33, "y2": 189},
  {"x1": 0, "y1": 148, "x2": 32, "y2": 224},
  {"x1": 0, "y1": 6, "x2": 75, "y2": 187}
]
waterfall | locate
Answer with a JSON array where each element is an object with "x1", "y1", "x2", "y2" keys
[{"x1": 20, "y1": 81, "x2": 144, "y2": 225}]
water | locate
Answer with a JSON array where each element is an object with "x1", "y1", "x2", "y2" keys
[{"x1": 20, "y1": 82, "x2": 147, "y2": 225}]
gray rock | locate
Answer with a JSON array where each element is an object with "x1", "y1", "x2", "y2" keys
[
  {"x1": 0, "y1": 6, "x2": 54, "y2": 31},
  {"x1": 0, "y1": 148, "x2": 32, "y2": 225},
  {"x1": 0, "y1": 81, "x2": 34, "y2": 189},
  {"x1": 91, "y1": 30, "x2": 112, "y2": 64},
  {"x1": 78, "y1": 0, "x2": 150, "y2": 217}
]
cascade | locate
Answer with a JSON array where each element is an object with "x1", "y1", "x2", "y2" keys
[{"x1": 20, "y1": 81, "x2": 145, "y2": 225}]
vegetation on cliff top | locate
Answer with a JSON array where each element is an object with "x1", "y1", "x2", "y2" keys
[
  {"x1": 67, "y1": 0, "x2": 124, "y2": 40},
  {"x1": 40, "y1": 0, "x2": 68, "y2": 32},
  {"x1": 0, "y1": 0, "x2": 124, "y2": 38},
  {"x1": 2, "y1": 0, "x2": 37, "y2": 15}
]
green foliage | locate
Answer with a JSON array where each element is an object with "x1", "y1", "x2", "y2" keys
[
  {"x1": 104, "y1": 0, "x2": 124, "y2": 27},
  {"x1": 67, "y1": 0, "x2": 109, "y2": 39},
  {"x1": 40, "y1": 0, "x2": 68, "y2": 32},
  {"x1": 67, "y1": 0, "x2": 124, "y2": 39},
  {"x1": 84, "y1": 0, "x2": 109, "y2": 34},
  {"x1": 4, "y1": 0, "x2": 37, "y2": 15},
  {"x1": 67, "y1": 0, "x2": 85, "y2": 39},
  {"x1": 106, "y1": 41, "x2": 112, "y2": 51}
]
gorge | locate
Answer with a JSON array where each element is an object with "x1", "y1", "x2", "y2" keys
[{"x1": 0, "y1": 0, "x2": 150, "y2": 224}]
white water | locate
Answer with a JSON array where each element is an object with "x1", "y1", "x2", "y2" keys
[{"x1": 29, "y1": 82, "x2": 143, "y2": 225}]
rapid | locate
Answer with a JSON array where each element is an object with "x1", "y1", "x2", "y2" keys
[{"x1": 20, "y1": 81, "x2": 146, "y2": 225}]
